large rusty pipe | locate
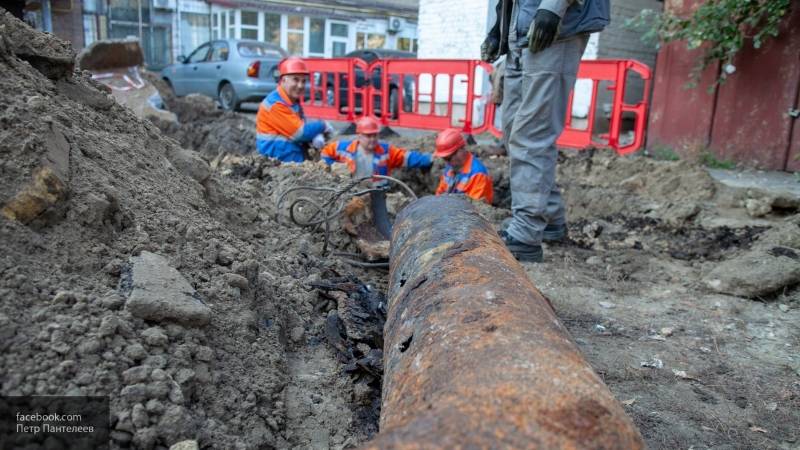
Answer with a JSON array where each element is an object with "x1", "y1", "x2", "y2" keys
[{"x1": 361, "y1": 196, "x2": 644, "y2": 449}]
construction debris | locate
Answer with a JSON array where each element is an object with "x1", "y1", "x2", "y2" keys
[
  {"x1": 124, "y1": 252, "x2": 211, "y2": 327},
  {"x1": 703, "y1": 247, "x2": 800, "y2": 298}
]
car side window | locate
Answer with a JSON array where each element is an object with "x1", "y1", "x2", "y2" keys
[
  {"x1": 210, "y1": 42, "x2": 229, "y2": 62},
  {"x1": 188, "y1": 44, "x2": 210, "y2": 63}
]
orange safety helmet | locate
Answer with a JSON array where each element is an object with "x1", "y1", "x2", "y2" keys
[
  {"x1": 434, "y1": 128, "x2": 466, "y2": 158},
  {"x1": 356, "y1": 117, "x2": 380, "y2": 135},
  {"x1": 278, "y1": 57, "x2": 309, "y2": 77}
]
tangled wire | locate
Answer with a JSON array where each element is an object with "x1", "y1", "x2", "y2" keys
[{"x1": 276, "y1": 175, "x2": 417, "y2": 266}]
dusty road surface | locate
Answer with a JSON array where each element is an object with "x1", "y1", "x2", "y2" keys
[{"x1": 2, "y1": 10, "x2": 799, "y2": 449}]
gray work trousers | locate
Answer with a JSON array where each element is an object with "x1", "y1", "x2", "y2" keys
[{"x1": 502, "y1": 34, "x2": 588, "y2": 246}]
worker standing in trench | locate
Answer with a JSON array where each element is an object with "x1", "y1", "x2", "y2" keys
[
  {"x1": 481, "y1": 0, "x2": 610, "y2": 262},
  {"x1": 434, "y1": 128, "x2": 494, "y2": 205},
  {"x1": 320, "y1": 116, "x2": 433, "y2": 179},
  {"x1": 256, "y1": 57, "x2": 332, "y2": 162},
  {"x1": 321, "y1": 116, "x2": 433, "y2": 238}
]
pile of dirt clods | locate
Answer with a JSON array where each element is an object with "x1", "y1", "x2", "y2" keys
[{"x1": 0, "y1": 11, "x2": 379, "y2": 450}]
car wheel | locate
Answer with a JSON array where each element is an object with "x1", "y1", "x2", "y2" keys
[
  {"x1": 219, "y1": 82, "x2": 239, "y2": 111},
  {"x1": 389, "y1": 88, "x2": 399, "y2": 119}
]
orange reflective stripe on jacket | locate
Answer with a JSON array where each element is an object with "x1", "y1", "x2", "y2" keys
[
  {"x1": 256, "y1": 86, "x2": 304, "y2": 140},
  {"x1": 321, "y1": 140, "x2": 429, "y2": 176},
  {"x1": 435, "y1": 152, "x2": 494, "y2": 204}
]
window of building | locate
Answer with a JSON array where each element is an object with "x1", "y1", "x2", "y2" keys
[
  {"x1": 108, "y1": 0, "x2": 148, "y2": 23},
  {"x1": 212, "y1": 13, "x2": 218, "y2": 39},
  {"x1": 356, "y1": 32, "x2": 385, "y2": 50},
  {"x1": 330, "y1": 22, "x2": 348, "y2": 57},
  {"x1": 240, "y1": 10, "x2": 258, "y2": 39},
  {"x1": 331, "y1": 23, "x2": 347, "y2": 38},
  {"x1": 367, "y1": 33, "x2": 385, "y2": 49},
  {"x1": 83, "y1": 14, "x2": 98, "y2": 46},
  {"x1": 309, "y1": 18, "x2": 325, "y2": 55},
  {"x1": 333, "y1": 42, "x2": 346, "y2": 56},
  {"x1": 228, "y1": 11, "x2": 236, "y2": 38},
  {"x1": 264, "y1": 13, "x2": 280, "y2": 45},
  {"x1": 180, "y1": 12, "x2": 210, "y2": 57},
  {"x1": 397, "y1": 37, "x2": 417, "y2": 52},
  {"x1": 287, "y1": 15, "x2": 304, "y2": 55},
  {"x1": 356, "y1": 32, "x2": 365, "y2": 50}
]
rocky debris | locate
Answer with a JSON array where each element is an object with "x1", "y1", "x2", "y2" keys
[
  {"x1": 0, "y1": 14, "x2": 375, "y2": 450},
  {"x1": 56, "y1": 76, "x2": 116, "y2": 111},
  {"x1": 314, "y1": 276, "x2": 385, "y2": 383},
  {"x1": 144, "y1": 74, "x2": 256, "y2": 159},
  {"x1": 745, "y1": 197, "x2": 773, "y2": 218},
  {"x1": 0, "y1": 10, "x2": 75, "y2": 79},
  {"x1": 703, "y1": 247, "x2": 800, "y2": 298},
  {"x1": 125, "y1": 252, "x2": 211, "y2": 327},
  {"x1": 754, "y1": 216, "x2": 800, "y2": 250}
]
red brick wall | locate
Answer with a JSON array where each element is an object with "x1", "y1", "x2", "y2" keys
[{"x1": 647, "y1": 0, "x2": 800, "y2": 171}]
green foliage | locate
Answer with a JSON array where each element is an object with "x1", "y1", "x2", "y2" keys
[
  {"x1": 699, "y1": 151, "x2": 737, "y2": 170},
  {"x1": 627, "y1": 0, "x2": 791, "y2": 88}
]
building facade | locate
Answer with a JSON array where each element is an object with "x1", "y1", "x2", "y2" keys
[{"x1": 26, "y1": 0, "x2": 419, "y2": 70}]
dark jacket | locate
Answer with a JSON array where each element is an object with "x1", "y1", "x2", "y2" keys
[{"x1": 487, "y1": 0, "x2": 610, "y2": 58}]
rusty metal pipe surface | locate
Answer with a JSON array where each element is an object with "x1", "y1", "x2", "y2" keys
[{"x1": 361, "y1": 196, "x2": 645, "y2": 449}]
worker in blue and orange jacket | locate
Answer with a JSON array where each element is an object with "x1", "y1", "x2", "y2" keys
[
  {"x1": 256, "y1": 57, "x2": 329, "y2": 162},
  {"x1": 320, "y1": 117, "x2": 432, "y2": 179},
  {"x1": 434, "y1": 128, "x2": 494, "y2": 204}
]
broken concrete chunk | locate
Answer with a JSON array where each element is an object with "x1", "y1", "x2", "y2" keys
[
  {"x1": 167, "y1": 149, "x2": 211, "y2": 185},
  {"x1": 169, "y1": 440, "x2": 199, "y2": 450},
  {"x1": 125, "y1": 251, "x2": 210, "y2": 327},
  {"x1": 703, "y1": 247, "x2": 800, "y2": 298}
]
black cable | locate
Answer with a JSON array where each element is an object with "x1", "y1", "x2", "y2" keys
[{"x1": 276, "y1": 175, "x2": 416, "y2": 264}]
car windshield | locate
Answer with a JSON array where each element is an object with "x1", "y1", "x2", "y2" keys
[{"x1": 238, "y1": 42, "x2": 284, "y2": 58}]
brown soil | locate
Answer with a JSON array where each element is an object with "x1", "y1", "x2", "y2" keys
[{"x1": 2, "y1": 11, "x2": 798, "y2": 450}]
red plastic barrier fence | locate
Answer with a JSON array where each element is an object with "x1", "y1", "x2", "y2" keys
[
  {"x1": 559, "y1": 59, "x2": 651, "y2": 155},
  {"x1": 300, "y1": 57, "x2": 651, "y2": 154},
  {"x1": 302, "y1": 57, "x2": 370, "y2": 122}
]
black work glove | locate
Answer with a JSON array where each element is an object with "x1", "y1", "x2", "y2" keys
[
  {"x1": 481, "y1": 35, "x2": 500, "y2": 63},
  {"x1": 527, "y1": 9, "x2": 561, "y2": 53}
]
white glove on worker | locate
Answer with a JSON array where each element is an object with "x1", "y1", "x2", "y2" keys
[
  {"x1": 323, "y1": 121, "x2": 335, "y2": 140},
  {"x1": 311, "y1": 133, "x2": 326, "y2": 150}
]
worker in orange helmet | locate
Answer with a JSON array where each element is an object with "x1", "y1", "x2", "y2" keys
[
  {"x1": 434, "y1": 128, "x2": 494, "y2": 205},
  {"x1": 256, "y1": 57, "x2": 332, "y2": 162},
  {"x1": 321, "y1": 116, "x2": 432, "y2": 180}
]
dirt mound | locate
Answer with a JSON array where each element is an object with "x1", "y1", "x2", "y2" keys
[
  {"x1": 0, "y1": 14, "x2": 376, "y2": 449},
  {"x1": 556, "y1": 148, "x2": 717, "y2": 223},
  {"x1": 144, "y1": 73, "x2": 256, "y2": 159}
]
